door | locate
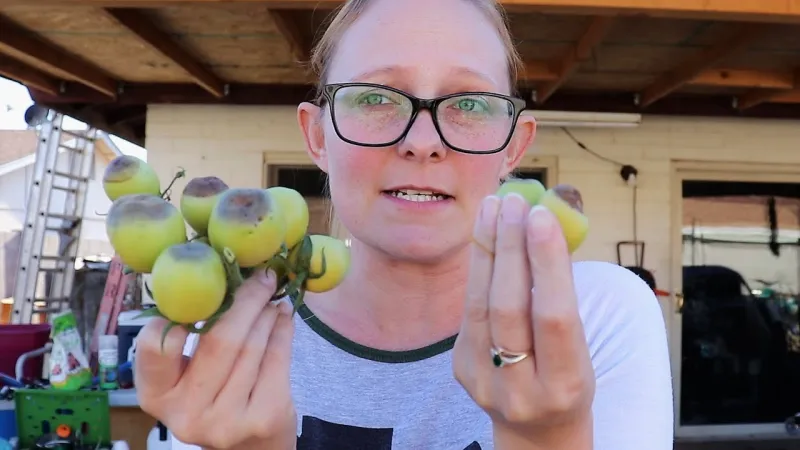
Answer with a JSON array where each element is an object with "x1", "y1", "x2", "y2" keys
[
  {"x1": 268, "y1": 165, "x2": 339, "y2": 237},
  {"x1": 672, "y1": 168, "x2": 800, "y2": 439}
]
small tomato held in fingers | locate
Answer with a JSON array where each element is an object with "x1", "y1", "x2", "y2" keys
[
  {"x1": 103, "y1": 155, "x2": 161, "y2": 201},
  {"x1": 496, "y1": 178, "x2": 546, "y2": 206},
  {"x1": 207, "y1": 188, "x2": 287, "y2": 268},
  {"x1": 266, "y1": 186, "x2": 310, "y2": 250},
  {"x1": 180, "y1": 176, "x2": 230, "y2": 236},
  {"x1": 150, "y1": 241, "x2": 227, "y2": 324},
  {"x1": 105, "y1": 194, "x2": 187, "y2": 273},
  {"x1": 291, "y1": 235, "x2": 351, "y2": 293},
  {"x1": 538, "y1": 187, "x2": 589, "y2": 254}
]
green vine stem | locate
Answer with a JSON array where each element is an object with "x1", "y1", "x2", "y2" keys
[
  {"x1": 160, "y1": 167, "x2": 186, "y2": 201},
  {"x1": 131, "y1": 234, "x2": 328, "y2": 351}
]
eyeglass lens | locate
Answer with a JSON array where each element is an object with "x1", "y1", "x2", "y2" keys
[{"x1": 331, "y1": 85, "x2": 516, "y2": 153}]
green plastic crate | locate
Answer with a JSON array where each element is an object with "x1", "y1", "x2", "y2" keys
[{"x1": 13, "y1": 389, "x2": 111, "y2": 449}]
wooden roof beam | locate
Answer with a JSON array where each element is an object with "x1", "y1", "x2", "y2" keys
[
  {"x1": 533, "y1": 16, "x2": 613, "y2": 104},
  {"x1": 520, "y1": 65, "x2": 797, "y2": 91},
  {"x1": 0, "y1": 54, "x2": 62, "y2": 96},
  {"x1": 736, "y1": 67, "x2": 800, "y2": 110},
  {"x1": 268, "y1": 9, "x2": 313, "y2": 65},
  {"x1": 692, "y1": 68, "x2": 796, "y2": 89},
  {"x1": 6, "y1": 1, "x2": 800, "y2": 24},
  {"x1": 637, "y1": 23, "x2": 767, "y2": 107},
  {"x1": 28, "y1": 84, "x2": 800, "y2": 123},
  {"x1": 0, "y1": 15, "x2": 117, "y2": 98},
  {"x1": 105, "y1": 8, "x2": 227, "y2": 98}
]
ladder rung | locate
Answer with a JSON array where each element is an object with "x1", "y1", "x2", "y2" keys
[
  {"x1": 38, "y1": 267, "x2": 68, "y2": 273},
  {"x1": 53, "y1": 171, "x2": 89, "y2": 182},
  {"x1": 39, "y1": 255, "x2": 75, "y2": 262},
  {"x1": 52, "y1": 185, "x2": 77, "y2": 193},
  {"x1": 60, "y1": 129, "x2": 95, "y2": 140},
  {"x1": 33, "y1": 297, "x2": 70, "y2": 304},
  {"x1": 47, "y1": 213, "x2": 81, "y2": 222},
  {"x1": 45, "y1": 226, "x2": 74, "y2": 232},
  {"x1": 33, "y1": 307, "x2": 65, "y2": 314},
  {"x1": 59, "y1": 144, "x2": 84, "y2": 153}
]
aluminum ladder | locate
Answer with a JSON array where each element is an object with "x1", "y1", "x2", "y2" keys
[{"x1": 10, "y1": 112, "x2": 97, "y2": 324}]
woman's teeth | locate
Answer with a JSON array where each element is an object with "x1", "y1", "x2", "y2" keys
[{"x1": 389, "y1": 190, "x2": 448, "y2": 202}]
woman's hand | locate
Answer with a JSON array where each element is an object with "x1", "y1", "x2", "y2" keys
[
  {"x1": 134, "y1": 270, "x2": 297, "y2": 450},
  {"x1": 453, "y1": 193, "x2": 596, "y2": 449}
]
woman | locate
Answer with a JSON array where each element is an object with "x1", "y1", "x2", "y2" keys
[{"x1": 134, "y1": 0, "x2": 674, "y2": 448}]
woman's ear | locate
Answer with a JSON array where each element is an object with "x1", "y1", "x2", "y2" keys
[
  {"x1": 499, "y1": 114, "x2": 536, "y2": 178},
  {"x1": 297, "y1": 102, "x2": 328, "y2": 173}
]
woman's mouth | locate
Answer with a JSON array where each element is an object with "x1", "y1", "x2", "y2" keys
[{"x1": 383, "y1": 189, "x2": 453, "y2": 202}]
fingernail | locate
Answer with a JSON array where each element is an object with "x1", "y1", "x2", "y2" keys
[
  {"x1": 277, "y1": 301, "x2": 293, "y2": 316},
  {"x1": 481, "y1": 195, "x2": 501, "y2": 226},
  {"x1": 501, "y1": 193, "x2": 527, "y2": 224},
  {"x1": 528, "y1": 205, "x2": 553, "y2": 242},
  {"x1": 258, "y1": 268, "x2": 276, "y2": 286}
]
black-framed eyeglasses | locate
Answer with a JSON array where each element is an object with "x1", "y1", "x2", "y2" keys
[{"x1": 320, "y1": 82, "x2": 528, "y2": 155}]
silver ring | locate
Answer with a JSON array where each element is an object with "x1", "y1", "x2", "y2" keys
[{"x1": 491, "y1": 346, "x2": 530, "y2": 368}]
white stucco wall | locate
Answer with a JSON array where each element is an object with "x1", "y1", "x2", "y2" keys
[
  {"x1": 143, "y1": 105, "x2": 800, "y2": 307},
  {"x1": 0, "y1": 150, "x2": 116, "y2": 257}
]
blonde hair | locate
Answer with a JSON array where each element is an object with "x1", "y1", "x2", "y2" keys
[
  {"x1": 309, "y1": 0, "x2": 524, "y2": 102},
  {"x1": 310, "y1": 0, "x2": 524, "y2": 239}
]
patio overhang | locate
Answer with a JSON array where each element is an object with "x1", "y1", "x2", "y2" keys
[{"x1": 1, "y1": 0, "x2": 799, "y2": 146}]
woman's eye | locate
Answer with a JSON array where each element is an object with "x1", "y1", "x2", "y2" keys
[
  {"x1": 359, "y1": 93, "x2": 389, "y2": 105},
  {"x1": 455, "y1": 98, "x2": 489, "y2": 113}
]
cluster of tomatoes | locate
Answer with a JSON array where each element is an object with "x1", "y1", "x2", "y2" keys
[{"x1": 101, "y1": 155, "x2": 350, "y2": 338}]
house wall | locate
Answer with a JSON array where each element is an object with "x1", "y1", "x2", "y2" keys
[
  {"x1": 0, "y1": 150, "x2": 116, "y2": 275},
  {"x1": 144, "y1": 105, "x2": 800, "y2": 315}
]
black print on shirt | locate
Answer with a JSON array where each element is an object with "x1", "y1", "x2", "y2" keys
[
  {"x1": 296, "y1": 416, "x2": 483, "y2": 450},
  {"x1": 297, "y1": 415, "x2": 393, "y2": 450}
]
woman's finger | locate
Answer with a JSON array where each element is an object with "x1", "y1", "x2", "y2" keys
[
  {"x1": 248, "y1": 301, "x2": 295, "y2": 418},
  {"x1": 488, "y1": 193, "x2": 534, "y2": 362},
  {"x1": 459, "y1": 195, "x2": 501, "y2": 350},
  {"x1": 134, "y1": 316, "x2": 189, "y2": 408},
  {"x1": 179, "y1": 269, "x2": 277, "y2": 405},
  {"x1": 214, "y1": 301, "x2": 281, "y2": 412},
  {"x1": 526, "y1": 205, "x2": 589, "y2": 379}
]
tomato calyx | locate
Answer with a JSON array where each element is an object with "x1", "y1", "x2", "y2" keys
[{"x1": 264, "y1": 234, "x2": 329, "y2": 315}]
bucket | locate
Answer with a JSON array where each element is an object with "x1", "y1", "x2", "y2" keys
[
  {"x1": 0, "y1": 324, "x2": 51, "y2": 382},
  {"x1": 0, "y1": 397, "x2": 15, "y2": 441}
]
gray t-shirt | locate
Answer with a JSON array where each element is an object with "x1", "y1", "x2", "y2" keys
[{"x1": 174, "y1": 260, "x2": 674, "y2": 450}]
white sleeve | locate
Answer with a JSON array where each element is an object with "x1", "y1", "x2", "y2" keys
[{"x1": 573, "y1": 261, "x2": 674, "y2": 450}]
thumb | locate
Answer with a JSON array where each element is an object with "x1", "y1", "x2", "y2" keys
[{"x1": 134, "y1": 316, "x2": 189, "y2": 406}]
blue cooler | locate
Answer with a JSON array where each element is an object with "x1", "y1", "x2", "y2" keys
[
  {"x1": 117, "y1": 309, "x2": 155, "y2": 387},
  {"x1": 0, "y1": 399, "x2": 15, "y2": 442}
]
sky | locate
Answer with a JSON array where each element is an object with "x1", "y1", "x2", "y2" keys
[{"x1": 0, "y1": 77, "x2": 147, "y2": 160}]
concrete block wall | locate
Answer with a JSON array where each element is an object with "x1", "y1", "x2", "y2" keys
[{"x1": 145, "y1": 105, "x2": 800, "y2": 301}]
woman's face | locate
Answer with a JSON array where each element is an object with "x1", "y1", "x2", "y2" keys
[{"x1": 298, "y1": 0, "x2": 536, "y2": 263}]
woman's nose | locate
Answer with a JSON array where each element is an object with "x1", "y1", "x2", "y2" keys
[{"x1": 397, "y1": 110, "x2": 447, "y2": 161}]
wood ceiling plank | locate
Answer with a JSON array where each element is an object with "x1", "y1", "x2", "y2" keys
[
  {"x1": 4, "y1": 0, "x2": 800, "y2": 24},
  {"x1": 0, "y1": 54, "x2": 62, "y2": 95},
  {"x1": 638, "y1": 23, "x2": 768, "y2": 107},
  {"x1": 0, "y1": 14, "x2": 117, "y2": 97},
  {"x1": 533, "y1": 16, "x2": 614, "y2": 103},
  {"x1": 268, "y1": 9, "x2": 312, "y2": 64},
  {"x1": 105, "y1": 8, "x2": 227, "y2": 97}
]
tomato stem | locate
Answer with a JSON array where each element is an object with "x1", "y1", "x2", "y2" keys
[
  {"x1": 307, "y1": 248, "x2": 327, "y2": 279},
  {"x1": 159, "y1": 321, "x2": 178, "y2": 354},
  {"x1": 292, "y1": 289, "x2": 305, "y2": 316},
  {"x1": 160, "y1": 167, "x2": 186, "y2": 200},
  {"x1": 223, "y1": 247, "x2": 244, "y2": 289}
]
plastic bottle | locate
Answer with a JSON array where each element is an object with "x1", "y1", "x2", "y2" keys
[
  {"x1": 147, "y1": 422, "x2": 172, "y2": 450},
  {"x1": 98, "y1": 334, "x2": 119, "y2": 390}
]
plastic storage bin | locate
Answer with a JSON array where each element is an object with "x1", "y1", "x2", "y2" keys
[
  {"x1": 0, "y1": 324, "x2": 51, "y2": 381},
  {"x1": 14, "y1": 389, "x2": 111, "y2": 449}
]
